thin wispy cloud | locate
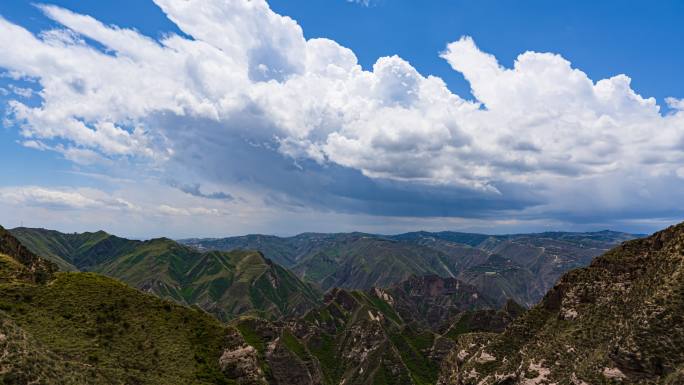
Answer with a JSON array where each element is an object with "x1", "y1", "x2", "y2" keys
[
  {"x1": 0, "y1": 186, "x2": 137, "y2": 211},
  {"x1": 347, "y1": 0, "x2": 374, "y2": 6}
]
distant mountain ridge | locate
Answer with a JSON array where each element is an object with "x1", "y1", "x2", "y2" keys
[
  {"x1": 181, "y1": 229, "x2": 639, "y2": 307},
  {"x1": 181, "y1": 229, "x2": 638, "y2": 263},
  {"x1": 11, "y1": 225, "x2": 639, "y2": 318}
]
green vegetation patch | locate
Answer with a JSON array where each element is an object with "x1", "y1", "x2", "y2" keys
[{"x1": 0, "y1": 272, "x2": 233, "y2": 385}]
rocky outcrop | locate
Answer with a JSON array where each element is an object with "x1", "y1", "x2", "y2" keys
[
  {"x1": 265, "y1": 339, "x2": 322, "y2": 385},
  {"x1": 222, "y1": 274, "x2": 525, "y2": 385},
  {"x1": 219, "y1": 327, "x2": 267, "y2": 384},
  {"x1": 438, "y1": 223, "x2": 684, "y2": 384},
  {"x1": 227, "y1": 317, "x2": 325, "y2": 385}
]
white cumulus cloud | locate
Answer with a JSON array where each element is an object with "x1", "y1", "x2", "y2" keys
[{"x1": 0, "y1": 0, "x2": 682, "y2": 226}]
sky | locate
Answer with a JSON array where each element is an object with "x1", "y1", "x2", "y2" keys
[{"x1": 0, "y1": 0, "x2": 683, "y2": 238}]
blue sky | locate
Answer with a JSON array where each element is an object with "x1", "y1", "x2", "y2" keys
[
  {"x1": 0, "y1": 0, "x2": 683, "y2": 238},
  {"x1": 3, "y1": 1, "x2": 682, "y2": 103},
  {"x1": 268, "y1": 0, "x2": 684, "y2": 103}
]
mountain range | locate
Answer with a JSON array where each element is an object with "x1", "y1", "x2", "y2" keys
[
  {"x1": 180, "y1": 229, "x2": 637, "y2": 307},
  {"x1": 0, "y1": 225, "x2": 520, "y2": 384},
  {"x1": 10, "y1": 227, "x2": 637, "y2": 317},
  {"x1": 2, "y1": 222, "x2": 684, "y2": 383}
]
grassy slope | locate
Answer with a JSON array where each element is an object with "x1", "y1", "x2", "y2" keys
[
  {"x1": 0, "y1": 273, "x2": 234, "y2": 385},
  {"x1": 0, "y1": 311, "x2": 102, "y2": 385},
  {"x1": 9, "y1": 227, "x2": 137, "y2": 271},
  {"x1": 96, "y1": 240, "x2": 322, "y2": 321},
  {"x1": 0, "y1": 226, "x2": 236, "y2": 385},
  {"x1": 8, "y1": 227, "x2": 81, "y2": 271}
]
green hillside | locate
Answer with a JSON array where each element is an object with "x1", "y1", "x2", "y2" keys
[
  {"x1": 96, "y1": 239, "x2": 322, "y2": 321},
  {"x1": 0, "y1": 273, "x2": 237, "y2": 385},
  {"x1": 10, "y1": 228, "x2": 322, "y2": 321},
  {"x1": 9, "y1": 227, "x2": 138, "y2": 271},
  {"x1": 0, "y1": 225, "x2": 236, "y2": 385}
]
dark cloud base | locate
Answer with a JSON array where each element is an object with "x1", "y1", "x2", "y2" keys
[{"x1": 159, "y1": 114, "x2": 543, "y2": 219}]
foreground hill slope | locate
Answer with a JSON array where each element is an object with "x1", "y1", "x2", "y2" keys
[
  {"x1": 10, "y1": 227, "x2": 321, "y2": 321},
  {"x1": 438, "y1": 223, "x2": 684, "y2": 384},
  {"x1": 0, "y1": 225, "x2": 236, "y2": 385}
]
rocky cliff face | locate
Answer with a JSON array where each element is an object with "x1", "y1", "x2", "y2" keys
[
  {"x1": 438, "y1": 222, "x2": 684, "y2": 384},
  {"x1": 380, "y1": 274, "x2": 496, "y2": 331},
  {"x1": 0, "y1": 225, "x2": 56, "y2": 284},
  {"x1": 225, "y1": 288, "x2": 440, "y2": 385}
]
